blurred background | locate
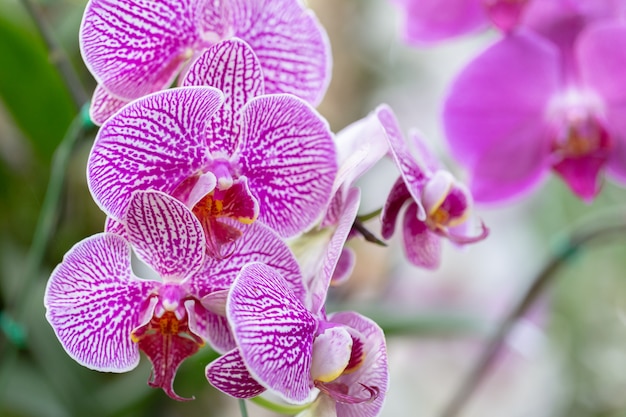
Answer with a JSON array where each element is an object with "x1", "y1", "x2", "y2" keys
[{"x1": 2, "y1": 0, "x2": 626, "y2": 416}]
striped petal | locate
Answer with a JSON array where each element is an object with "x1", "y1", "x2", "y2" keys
[
  {"x1": 377, "y1": 105, "x2": 428, "y2": 220},
  {"x1": 87, "y1": 86, "x2": 224, "y2": 221},
  {"x1": 125, "y1": 191, "x2": 205, "y2": 282},
  {"x1": 183, "y1": 38, "x2": 264, "y2": 156},
  {"x1": 80, "y1": 0, "x2": 200, "y2": 100},
  {"x1": 403, "y1": 202, "x2": 441, "y2": 269},
  {"x1": 206, "y1": 349, "x2": 267, "y2": 399},
  {"x1": 44, "y1": 233, "x2": 156, "y2": 372},
  {"x1": 90, "y1": 85, "x2": 130, "y2": 126},
  {"x1": 228, "y1": 262, "x2": 317, "y2": 404},
  {"x1": 238, "y1": 94, "x2": 337, "y2": 237},
  {"x1": 229, "y1": 0, "x2": 331, "y2": 105}
]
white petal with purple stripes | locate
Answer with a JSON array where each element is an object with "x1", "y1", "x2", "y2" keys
[
  {"x1": 80, "y1": 0, "x2": 199, "y2": 99},
  {"x1": 183, "y1": 38, "x2": 264, "y2": 156},
  {"x1": 228, "y1": 262, "x2": 317, "y2": 404},
  {"x1": 87, "y1": 87, "x2": 224, "y2": 221},
  {"x1": 239, "y1": 94, "x2": 337, "y2": 237},
  {"x1": 206, "y1": 349, "x2": 267, "y2": 399},
  {"x1": 125, "y1": 191, "x2": 205, "y2": 282},
  {"x1": 44, "y1": 233, "x2": 156, "y2": 372},
  {"x1": 229, "y1": 0, "x2": 331, "y2": 105}
]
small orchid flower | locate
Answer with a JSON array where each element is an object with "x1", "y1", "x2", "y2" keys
[
  {"x1": 206, "y1": 262, "x2": 388, "y2": 417},
  {"x1": 377, "y1": 105, "x2": 488, "y2": 269},
  {"x1": 443, "y1": 17, "x2": 626, "y2": 203},
  {"x1": 80, "y1": 0, "x2": 331, "y2": 123},
  {"x1": 390, "y1": 0, "x2": 532, "y2": 44},
  {"x1": 88, "y1": 39, "x2": 337, "y2": 257},
  {"x1": 44, "y1": 190, "x2": 303, "y2": 400}
]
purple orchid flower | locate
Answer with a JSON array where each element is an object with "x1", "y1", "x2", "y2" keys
[
  {"x1": 377, "y1": 105, "x2": 488, "y2": 269},
  {"x1": 205, "y1": 262, "x2": 388, "y2": 417},
  {"x1": 80, "y1": 0, "x2": 331, "y2": 124},
  {"x1": 443, "y1": 13, "x2": 626, "y2": 203},
  {"x1": 44, "y1": 190, "x2": 303, "y2": 400},
  {"x1": 390, "y1": 0, "x2": 531, "y2": 44},
  {"x1": 87, "y1": 39, "x2": 337, "y2": 257}
]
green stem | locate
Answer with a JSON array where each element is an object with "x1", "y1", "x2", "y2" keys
[
  {"x1": 238, "y1": 399, "x2": 249, "y2": 417},
  {"x1": 357, "y1": 207, "x2": 382, "y2": 223},
  {"x1": 250, "y1": 396, "x2": 313, "y2": 415},
  {"x1": 19, "y1": 0, "x2": 89, "y2": 109},
  {"x1": 7, "y1": 105, "x2": 92, "y2": 332},
  {"x1": 352, "y1": 219, "x2": 387, "y2": 247},
  {"x1": 438, "y1": 220, "x2": 626, "y2": 417}
]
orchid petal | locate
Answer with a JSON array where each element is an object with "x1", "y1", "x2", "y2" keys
[
  {"x1": 88, "y1": 86, "x2": 224, "y2": 220},
  {"x1": 391, "y1": 0, "x2": 487, "y2": 44},
  {"x1": 305, "y1": 187, "x2": 360, "y2": 315},
  {"x1": 80, "y1": 0, "x2": 199, "y2": 100},
  {"x1": 403, "y1": 203, "x2": 441, "y2": 269},
  {"x1": 186, "y1": 298, "x2": 236, "y2": 354},
  {"x1": 327, "y1": 311, "x2": 388, "y2": 417},
  {"x1": 228, "y1": 262, "x2": 317, "y2": 404},
  {"x1": 311, "y1": 326, "x2": 353, "y2": 383},
  {"x1": 576, "y1": 22, "x2": 626, "y2": 182},
  {"x1": 376, "y1": 105, "x2": 428, "y2": 216},
  {"x1": 380, "y1": 177, "x2": 412, "y2": 240},
  {"x1": 422, "y1": 171, "x2": 454, "y2": 216},
  {"x1": 443, "y1": 31, "x2": 560, "y2": 203},
  {"x1": 183, "y1": 38, "x2": 264, "y2": 156},
  {"x1": 296, "y1": 395, "x2": 337, "y2": 417},
  {"x1": 191, "y1": 220, "x2": 304, "y2": 302},
  {"x1": 238, "y1": 94, "x2": 337, "y2": 237},
  {"x1": 90, "y1": 85, "x2": 130, "y2": 126},
  {"x1": 408, "y1": 129, "x2": 440, "y2": 173},
  {"x1": 44, "y1": 233, "x2": 156, "y2": 372},
  {"x1": 125, "y1": 191, "x2": 205, "y2": 282},
  {"x1": 206, "y1": 349, "x2": 267, "y2": 399},
  {"x1": 229, "y1": 0, "x2": 331, "y2": 105},
  {"x1": 331, "y1": 248, "x2": 356, "y2": 287},
  {"x1": 104, "y1": 216, "x2": 126, "y2": 237}
]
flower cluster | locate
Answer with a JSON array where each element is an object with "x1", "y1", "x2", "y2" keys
[{"x1": 42, "y1": 0, "x2": 517, "y2": 415}]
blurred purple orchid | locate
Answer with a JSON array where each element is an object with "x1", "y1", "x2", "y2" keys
[
  {"x1": 44, "y1": 191, "x2": 303, "y2": 400},
  {"x1": 88, "y1": 40, "x2": 337, "y2": 257},
  {"x1": 443, "y1": 10, "x2": 626, "y2": 203},
  {"x1": 80, "y1": 0, "x2": 331, "y2": 123},
  {"x1": 390, "y1": 0, "x2": 531, "y2": 44},
  {"x1": 205, "y1": 262, "x2": 388, "y2": 417},
  {"x1": 377, "y1": 105, "x2": 488, "y2": 269}
]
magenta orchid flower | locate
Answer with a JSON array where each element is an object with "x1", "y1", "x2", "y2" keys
[
  {"x1": 44, "y1": 190, "x2": 303, "y2": 400},
  {"x1": 443, "y1": 16, "x2": 626, "y2": 203},
  {"x1": 80, "y1": 0, "x2": 331, "y2": 124},
  {"x1": 390, "y1": 0, "x2": 531, "y2": 44},
  {"x1": 206, "y1": 262, "x2": 388, "y2": 417},
  {"x1": 377, "y1": 105, "x2": 488, "y2": 269},
  {"x1": 87, "y1": 40, "x2": 337, "y2": 257}
]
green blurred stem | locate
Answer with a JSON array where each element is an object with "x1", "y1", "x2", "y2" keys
[
  {"x1": 239, "y1": 399, "x2": 249, "y2": 417},
  {"x1": 19, "y1": 0, "x2": 89, "y2": 109},
  {"x1": 438, "y1": 220, "x2": 626, "y2": 417},
  {"x1": 8, "y1": 106, "x2": 92, "y2": 329},
  {"x1": 357, "y1": 208, "x2": 382, "y2": 222},
  {"x1": 250, "y1": 396, "x2": 312, "y2": 415}
]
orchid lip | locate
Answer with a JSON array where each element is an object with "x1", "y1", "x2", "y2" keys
[
  {"x1": 436, "y1": 221, "x2": 490, "y2": 244},
  {"x1": 314, "y1": 380, "x2": 380, "y2": 404}
]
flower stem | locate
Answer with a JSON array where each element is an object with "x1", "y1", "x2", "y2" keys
[
  {"x1": 238, "y1": 399, "x2": 249, "y2": 417},
  {"x1": 250, "y1": 396, "x2": 313, "y2": 415},
  {"x1": 352, "y1": 219, "x2": 387, "y2": 247},
  {"x1": 437, "y1": 218, "x2": 626, "y2": 417},
  {"x1": 19, "y1": 0, "x2": 89, "y2": 109},
  {"x1": 357, "y1": 207, "x2": 382, "y2": 222}
]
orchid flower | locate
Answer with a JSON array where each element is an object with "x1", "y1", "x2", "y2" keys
[
  {"x1": 44, "y1": 190, "x2": 303, "y2": 400},
  {"x1": 377, "y1": 105, "x2": 488, "y2": 269},
  {"x1": 80, "y1": 0, "x2": 331, "y2": 123},
  {"x1": 206, "y1": 262, "x2": 388, "y2": 417},
  {"x1": 389, "y1": 0, "x2": 531, "y2": 44},
  {"x1": 88, "y1": 40, "x2": 337, "y2": 257},
  {"x1": 443, "y1": 13, "x2": 626, "y2": 203}
]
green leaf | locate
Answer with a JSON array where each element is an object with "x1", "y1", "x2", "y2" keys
[{"x1": 0, "y1": 15, "x2": 76, "y2": 160}]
